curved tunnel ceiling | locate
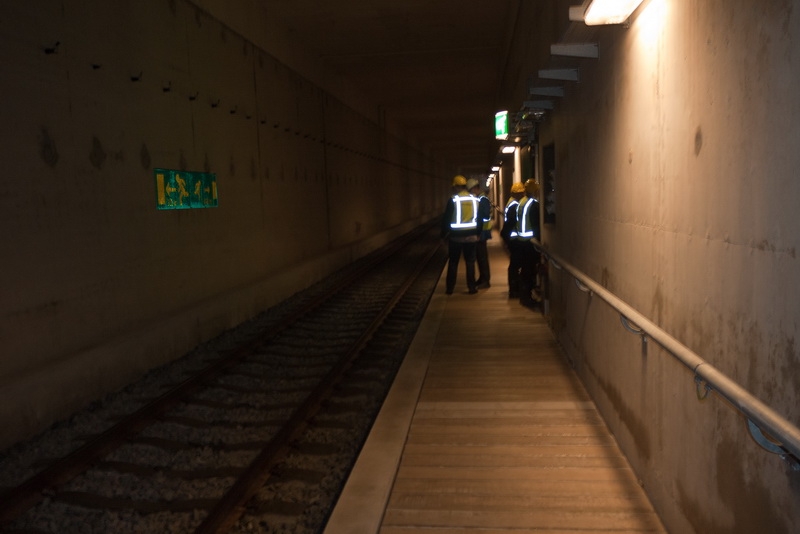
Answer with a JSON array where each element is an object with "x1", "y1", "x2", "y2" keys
[{"x1": 267, "y1": 0, "x2": 521, "y2": 175}]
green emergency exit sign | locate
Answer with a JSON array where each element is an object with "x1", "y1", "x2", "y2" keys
[
  {"x1": 495, "y1": 110, "x2": 509, "y2": 140},
  {"x1": 155, "y1": 169, "x2": 218, "y2": 210}
]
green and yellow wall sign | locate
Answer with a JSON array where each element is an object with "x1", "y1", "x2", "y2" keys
[{"x1": 155, "y1": 168, "x2": 218, "y2": 210}]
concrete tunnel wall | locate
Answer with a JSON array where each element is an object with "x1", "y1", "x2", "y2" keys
[
  {"x1": 509, "y1": 0, "x2": 800, "y2": 532},
  {"x1": 0, "y1": 0, "x2": 446, "y2": 450}
]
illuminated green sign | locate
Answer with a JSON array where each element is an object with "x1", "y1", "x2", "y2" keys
[
  {"x1": 495, "y1": 111, "x2": 509, "y2": 140},
  {"x1": 155, "y1": 169, "x2": 218, "y2": 210}
]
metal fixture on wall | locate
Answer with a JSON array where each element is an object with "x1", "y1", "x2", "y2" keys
[{"x1": 570, "y1": 0, "x2": 645, "y2": 26}]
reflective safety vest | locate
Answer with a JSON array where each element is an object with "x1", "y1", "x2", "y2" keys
[
  {"x1": 515, "y1": 196, "x2": 539, "y2": 240},
  {"x1": 505, "y1": 199, "x2": 519, "y2": 238},
  {"x1": 450, "y1": 191, "x2": 479, "y2": 230},
  {"x1": 480, "y1": 196, "x2": 493, "y2": 231}
]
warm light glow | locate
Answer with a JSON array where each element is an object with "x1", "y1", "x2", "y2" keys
[
  {"x1": 501, "y1": 145, "x2": 516, "y2": 154},
  {"x1": 584, "y1": 0, "x2": 645, "y2": 25},
  {"x1": 636, "y1": 0, "x2": 667, "y2": 46}
]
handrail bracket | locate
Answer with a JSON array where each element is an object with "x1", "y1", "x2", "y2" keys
[
  {"x1": 747, "y1": 420, "x2": 800, "y2": 471},
  {"x1": 694, "y1": 374, "x2": 712, "y2": 400},
  {"x1": 620, "y1": 314, "x2": 648, "y2": 346},
  {"x1": 574, "y1": 278, "x2": 592, "y2": 295}
]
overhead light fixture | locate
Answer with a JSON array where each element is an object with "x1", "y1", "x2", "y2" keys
[
  {"x1": 571, "y1": 0, "x2": 645, "y2": 25},
  {"x1": 491, "y1": 165, "x2": 501, "y2": 172},
  {"x1": 501, "y1": 145, "x2": 517, "y2": 154}
]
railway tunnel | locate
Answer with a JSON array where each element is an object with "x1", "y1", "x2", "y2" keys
[{"x1": 1, "y1": 0, "x2": 800, "y2": 532}]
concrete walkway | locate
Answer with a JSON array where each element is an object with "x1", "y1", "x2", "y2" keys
[{"x1": 324, "y1": 237, "x2": 666, "y2": 533}]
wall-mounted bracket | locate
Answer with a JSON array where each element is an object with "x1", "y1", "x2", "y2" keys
[
  {"x1": 530, "y1": 86, "x2": 565, "y2": 97},
  {"x1": 620, "y1": 314, "x2": 648, "y2": 346},
  {"x1": 574, "y1": 278, "x2": 592, "y2": 295},
  {"x1": 747, "y1": 420, "x2": 800, "y2": 471},
  {"x1": 538, "y1": 68, "x2": 580, "y2": 82},
  {"x1": 523, "y1": 100, "x2": 554, "y2": 110},
  {"x1": 694, "y1": 374, "x2": 712, "y2": 400},
  {"x1": 550, "y1": 43, "x2": 599, "y2": 58}
]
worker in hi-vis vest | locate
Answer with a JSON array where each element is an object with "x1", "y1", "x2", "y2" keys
[
  {"x1": 441, "y1": 175, "x2": 481, "y2": 295},
  {"x1": 468, "y1": 178, "x2": 493, "y2": 289},
  {"x1": 501, "y1": 181, "x2": 526, "y2": 298},
  {"x1": 514, "y1": 179, "x2": 541, "y2": 308}
]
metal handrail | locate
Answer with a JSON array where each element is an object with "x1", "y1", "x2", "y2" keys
[{"x1": 535, "y1": 239, "x2": 800, "y2": 469}]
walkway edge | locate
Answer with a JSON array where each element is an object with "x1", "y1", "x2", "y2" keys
[{"x1": 323, "y1": 283, "x2": 446, "y2": 534}]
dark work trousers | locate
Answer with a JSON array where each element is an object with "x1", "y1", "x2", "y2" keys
[
  {"x1": 507, "y1": 240, "x2": 524, "y2": 297},
  {"x1": 476, "y1": 239, "x2": 490, "y2": 284},
  {"x1": 518, "y1": 241, "x2": 540, "y2": 301},
  {"x1": 446, "y1": 240, "x2": 477, "y2": 293}
]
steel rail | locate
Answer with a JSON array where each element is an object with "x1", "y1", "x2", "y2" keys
[
  {"x1": 537, "y1": 239, "x2": 800, "y2": 468},
  {"x1": 194, "y1": 236, "x2": 443, "y2": 533},
  {"x1": 0, "y1": 223, "x2": 436, "y2": 526}
]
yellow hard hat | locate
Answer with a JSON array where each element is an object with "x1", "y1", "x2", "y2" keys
[
  {"x1": 510, "y1": 182, "x2": 525, "y2": 194},
  {"x1": 524, "y1": 179, "x2": 539, "y2": 195},
  {"x1": 452, "y1": 175, "x2": 467, "y2": 186}
]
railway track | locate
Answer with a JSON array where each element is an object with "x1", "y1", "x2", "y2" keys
[{"x1": 0, "y1": 225, "x2": 446, "y2": 534}]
